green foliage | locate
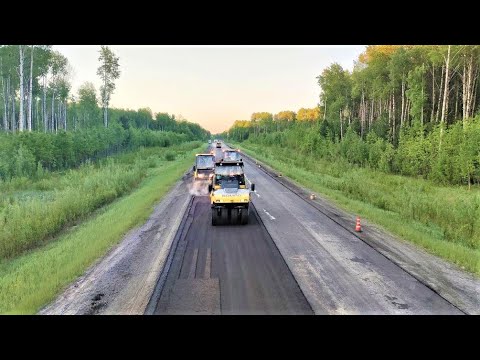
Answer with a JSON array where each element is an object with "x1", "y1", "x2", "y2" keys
[
  {"x1": 0, "y1": 144, "x2": 203, "y2": 314},
  {"x1": 164, "y1": 151, "x2": 175, "y2": 161},
  {"x1": 235, "y1": 142, "x2": 480, "y2": 274},
  {"x1": 0, "y1": 142, "x2": 202, "y2": 260},
  {"x1": 0, "y1": 125, "x2": 196, "y2": 181},
  {"x1": 228, "y1": 115, "x2": 480, "y2": 186}
]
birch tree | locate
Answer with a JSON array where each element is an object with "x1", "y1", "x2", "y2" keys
[
  {"x1": 18, "y1": 45, "x2": 25, "y2": 132},
  {"x1": 97, "y1": 46, "x2": 120, "y2": 128},
  {"x1": 27, "y1": 45, "x2": 34, "y2": 131}
]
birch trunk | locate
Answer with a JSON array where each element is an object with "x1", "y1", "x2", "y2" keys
[
  {"x1": 64, "y1": 100, "x2": 67, "y2": 130},
  {"x1": 392, "y1": 92, "x2": 396, "y2": 143},
  {"x1": 401, "y1": 75, "x2": 405, "y2": 128},
  {"x1": 43, "y1": 77, "x2": 47, "y2": 132},
  {"x1": 421, "y1": 65, "x2": 424, "y2": 126},
  {"x1": 462, "y1": 59, "x2": 467, "y2": 122},
  {"x1": 454, "y1": 82, "x2": 459, "y2": 121},
  {"x1": 440, "y1": 45, "x2": 451, "y2": 126},
  {"x1": 27, "y1": 45, "x2": 34, "y2": 132},
  {"x1": 19, "y1": 45, "x2": 25, "y2": 132},
  {"x1": 11, "y1": 78, "x2": 16, "y2": 132},
  {"x1": 2, "y1": 75, "x2": 7, "y2": 131},
  {"x1": 51, "y1": 91, "x2": 55, "y2": 133},
  {"x1": 431, "y1": 65, "x2": 435, "y2": 122},
  {"x1": 437, "y1": 65, "x2": 444, "y2": 123}
]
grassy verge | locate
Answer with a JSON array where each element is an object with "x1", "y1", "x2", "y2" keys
[
  {"x1": 234, "y1": 142, "x2": 480, "y2": 276},
  {"x1": 0, "y1": 143, "x2": 200, "y2": 259},
  {"x1": 0, "y1": 142, "x2": 203, "y2": 314}
]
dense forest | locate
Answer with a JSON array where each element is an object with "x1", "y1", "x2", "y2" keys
[
  {"x1": 0, "y1": 45, "x2": 210, "y2": 180},
  {"x1": 224, "y1": 45, "x2": 480, "y2": 186}
]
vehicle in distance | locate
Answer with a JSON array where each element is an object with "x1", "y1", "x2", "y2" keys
[
  {"x1": 193, "y1": 153, "x2": 216, "y2": 180},
  {"x1": 216, "y1": 141, "x2": 222, "y2": 148},
  {"x1": 208, "y1": 140, "x2": 212, "y2": 144},
  {"x1": 222, "y1": 149, "x2": 242, "y2": 162},
  {"x1": 208, "y1": 160, "x2": 255, "y2": 225}
]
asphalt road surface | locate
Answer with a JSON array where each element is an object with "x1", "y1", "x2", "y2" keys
[
  {"x1": 154, "y1": 196, "x2": 313, "y2": 315},
  {"x1": 240, "y1": 149, "x2": 466, "y2": 314},
  {"x1": 150, "y1": 143, "x2": 470, "y2": 315}
]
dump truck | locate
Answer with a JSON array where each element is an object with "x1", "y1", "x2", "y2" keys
[
  {"x1": 193, "y1": 153, "x2": 216, "y2": 180},
  {"x1": 208, "y1": 160, "x2": 255, "y2": 225}
]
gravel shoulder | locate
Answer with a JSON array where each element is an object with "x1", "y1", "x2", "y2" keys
[{"x1": 39, "y1": 173, "x2": 192, "y2": 315}]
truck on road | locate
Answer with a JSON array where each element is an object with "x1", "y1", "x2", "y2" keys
[
  {"x1": 208, "y1": 160, "x2": 255, "y2": 225},
  {"x1": 193, "y1": 153, "x2": 216, "y2": 180}
]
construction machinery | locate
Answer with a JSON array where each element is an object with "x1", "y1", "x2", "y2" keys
[
  {"x1": 208, "y1": 160, "x2": 255, "y2": 225},
  {"x1": 222, "y1": 149, "x2": 242, "y2": 162},
  {"x1": 193, "y1": 153, "x2": 216, "y2": 180}
]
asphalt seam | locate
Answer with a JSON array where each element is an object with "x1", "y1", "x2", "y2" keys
[
  {"x1": 144, "y1": 194, "x2": 194, "y2": 315},
  {"x1": 232, "y1": 144, "x2": 468, "y2": 315}
]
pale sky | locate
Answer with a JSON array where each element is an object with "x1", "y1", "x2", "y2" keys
[{"x1": 54, "y1": 45, "x2": 365, "y2": 133}]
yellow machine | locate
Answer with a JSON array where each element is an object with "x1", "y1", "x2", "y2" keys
[
  {"x1": 208, "y1": 160, "x2": 255, "y2": 225},
  {"x1": 193, "y1": 153, "x2": 215, "y2": 180}
]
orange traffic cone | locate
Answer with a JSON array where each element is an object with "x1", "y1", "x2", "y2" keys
[{"x1": 355, "y1": 217, "x2": 362, "y2": 232}]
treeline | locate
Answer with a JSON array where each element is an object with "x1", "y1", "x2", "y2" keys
[
  {"x1": 0, "y1": 126, "x2": 191, "y2": 180},
  {"x1": 0, "y1": 45, "x2": 210, "y2": 180},
  {"x1": 224, "y1": 45, "x2": 480, "y2": 187},
  {"x1": 0, "y1": 45, "x2": 210, "y2": 138}
]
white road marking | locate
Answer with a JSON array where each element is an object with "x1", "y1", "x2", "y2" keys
[
  {"x1": 254, "y1": 191, "x2": 260, "y2": 198},
  {"x1": 263, "y1": 209, "x2": 276, "y2": 220}
]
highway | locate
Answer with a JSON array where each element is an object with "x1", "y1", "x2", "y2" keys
[
  {"x1": 42, "y1": 141, "x2": 478, "y2": 315},
  {"x1": 148, "y1": 143, "x2": 472, "y2": 315}
]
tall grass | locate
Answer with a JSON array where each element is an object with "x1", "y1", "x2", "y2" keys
[
  {"x1": 0, "y1": 142, "x2": 201, "y2": 260},
  {"x1": 236, "y1": 142, "x2": 480, "y2": 275},
  {"x1": 0, "y1": 143, "x2": 203, "y2": 314}
]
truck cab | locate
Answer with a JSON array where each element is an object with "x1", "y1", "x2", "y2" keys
[
  {"x1": 193, "y1": 154, "x2": 215, "y2": 180},
  {"x1": 222, "y1": 149, "x2": 242, "y2": 162}
]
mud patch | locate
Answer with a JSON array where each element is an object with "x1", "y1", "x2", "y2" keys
[{"x1": 89, "y1": 293, "x2": 106, "y2": 314}]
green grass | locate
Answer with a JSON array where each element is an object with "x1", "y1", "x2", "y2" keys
[
  {"x1": 0, "y1": 143, "x2": 201, "y2": 259},
  {"x1": 0, "y1": 143, "x2": 203, "y2": 314},
  {"x1": 234, "y1": 142, "x2": 480, "y2": 276}
]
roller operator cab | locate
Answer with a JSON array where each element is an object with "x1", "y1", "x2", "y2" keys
[
  {"x1": 208, "y1": 160, "x2": 255, "y2": 225},
  {"x1": 222, "y1": 149, "x2": 242, "y2": 162},
  {"x1": 192, "y1": 154, "x2": 215, "y2": 180}
]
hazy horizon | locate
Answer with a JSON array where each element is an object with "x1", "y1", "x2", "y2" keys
[{"x1": 55, "y1": 45, "x2": 365, "y2": 133}]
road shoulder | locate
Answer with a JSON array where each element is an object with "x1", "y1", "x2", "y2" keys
[{"x1": 39, "y1": 176, "x2": 192, "y2": 315}]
